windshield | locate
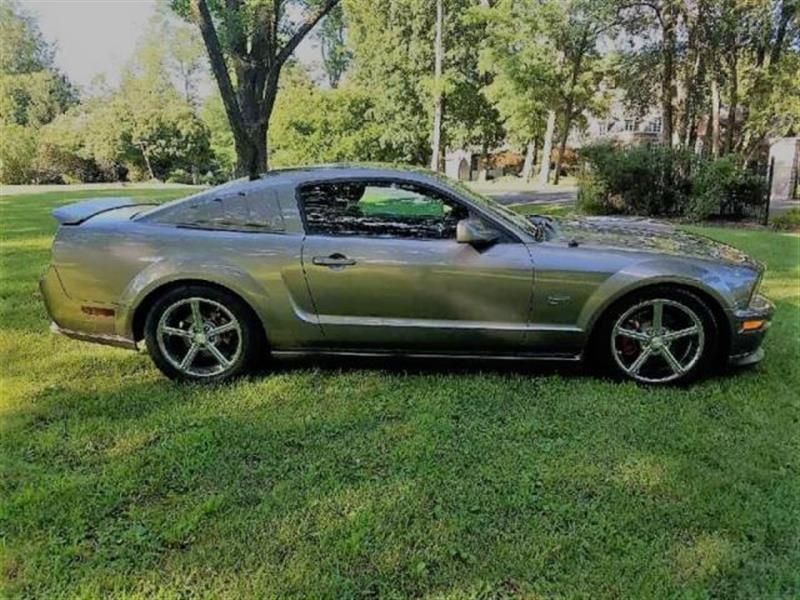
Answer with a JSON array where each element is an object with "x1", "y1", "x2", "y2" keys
[{"x1": 433, "y1": 174, "x2": 550, "y2": 239}]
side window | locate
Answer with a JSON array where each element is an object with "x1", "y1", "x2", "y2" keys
[
  {"x1": 160, "y1": 188, "x2": 285, "y2": 232},
  {"x1": 299, "y1": 181, "x2": 468, "y2": 240}
]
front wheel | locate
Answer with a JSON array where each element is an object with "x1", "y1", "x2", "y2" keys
[
  {"x1": 144, "y1": 285, "x2": 262, "y2": 382},
  {"x1": 596, "y1": 288, "x2": 719, "y2": 385}
]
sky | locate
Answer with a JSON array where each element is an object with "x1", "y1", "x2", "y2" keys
[{"x1": 24, "y1": 0, "x2": 321, "y2": 92}]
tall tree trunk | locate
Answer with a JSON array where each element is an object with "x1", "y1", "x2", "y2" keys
[
  {"x1": 711, "y1": 76, "x2": 721, "y2": 158},
  {"x1": 138, "y1": 142, "x2": 155, "y2": 180},
  {"x1": 238, "y1": 123, "x2": 269, "y2": 177},
  {"x1": 539, "y1": 110, "x2": 556, "y2": 185},
  {"x1": 701, "y1": 111, "x2": 712, "y2": 157},
  {"x1": 724, "y1": 53, "x2": 738, "y2": 155},
  {"x1": 768, "y1": 0, "x2": 796, "y2": 69},
  {"x1": 553, "y1": 107, "x2": 573, "y2": 185},
  {"x1": 554, "y1": 32, "x2": 586, "y2": 184},
  {"x1": 660, "y1": 4, "x2": 677, "y2": 146},
  {"x1": 191, "y1": 0, "x2": 339, "y2": 180},
  {"x1": 430, "y1": 0, "x2": 444, "y2": 172},
  {"x1": 685, "y1": 53, "x2": 705, "y2": 151},
  {"x1": 522, "y1": 139, "x2": 536, "y2": 181}
]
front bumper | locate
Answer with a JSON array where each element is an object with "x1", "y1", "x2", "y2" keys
[{"x1": 727, "y1": 294, "x2": 774, "y2": 366}]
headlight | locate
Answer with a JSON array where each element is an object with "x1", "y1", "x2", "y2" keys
[{"x1": 749, "y1": 269, "x2": 764, "y2": 306}]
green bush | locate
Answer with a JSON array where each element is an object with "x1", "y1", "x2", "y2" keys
[
  {"x1": 578, "y1": 143, "x2": 767, "y2": 221},
  {"x1": 0, "y1": 123, "x2": 38, "y2": 184},
  {"x1": 772, "y1": 207, "x2": 800, "y2": 230},
  {"x1": 691, "y1": 156, "x2": 767, "y2": 220},
  {"x1": 166, "y1": 168, "x2": 194, "y2": 184},
  {"x1": 575, "y1": 171, "x2": 612, "y2": 215},
  {"x1": 578, "y1": 142, "x2": 694, "y2": 217}
]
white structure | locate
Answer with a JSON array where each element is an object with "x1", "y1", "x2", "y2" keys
[
  {"x1": 768, "y1": 137, "x2": 800, "y2": 201},
  {"x1": 444, "y1": 149, "x2": 505, "y2": 181},
  {"x1": 444, "y1": 149, "x2": 473, "y2": 181}
]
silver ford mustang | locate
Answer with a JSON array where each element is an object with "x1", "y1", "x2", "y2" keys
[{"x1": 40, "y1": 165, "x2": 773, "y2": 384}]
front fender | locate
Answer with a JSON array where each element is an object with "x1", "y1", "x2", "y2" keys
[
  {"x1": 116, "y1": 255, "x2": 271, "y2": 339},
  {"x1": 577, "y1": 257, "x2": 736, "y2": 335}
]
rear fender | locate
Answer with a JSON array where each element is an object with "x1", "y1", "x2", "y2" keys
[{"x1": 117, "y1": 256, "x2": 271, "y2": 339}]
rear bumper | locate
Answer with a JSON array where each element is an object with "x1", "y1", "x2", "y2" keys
[
  {"x1": 49, "y1": 321, "x2": 139, "y2": 350},
  {"x1": 40, "y1": 266, "x2": 137, "y2": 350},
  {"x1": 727, "y1": 294, "x2": 774, "y2": 366}
]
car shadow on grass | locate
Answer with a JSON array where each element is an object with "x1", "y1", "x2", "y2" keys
[{"x1": 264, "y1": 352, "x2": 591, "y2": 381}]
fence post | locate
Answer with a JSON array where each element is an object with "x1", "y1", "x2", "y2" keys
[{"x1": 762, "y1": 156, "x2": 775, "y2": 226}]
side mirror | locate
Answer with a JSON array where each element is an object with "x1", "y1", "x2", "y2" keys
[{"x1": 456, "y1": 218, "x2": 500, "y2": 245}]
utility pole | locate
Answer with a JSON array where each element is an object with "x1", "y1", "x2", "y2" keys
[{"x1": 430, "y1": 0, "x2": 444, "y2": 171}]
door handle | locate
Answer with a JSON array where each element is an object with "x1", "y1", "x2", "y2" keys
[{"x1": 312, "y1": 254, "x2": 357, "y2": 268}]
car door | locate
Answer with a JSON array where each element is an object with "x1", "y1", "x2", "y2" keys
[{"x1": 298, "y1": 178, "x2": 535, "y2": 353}]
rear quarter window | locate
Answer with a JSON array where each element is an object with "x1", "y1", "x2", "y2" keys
[{"x1": 154, "y1": 188, "x2": 285, "y2": 232}]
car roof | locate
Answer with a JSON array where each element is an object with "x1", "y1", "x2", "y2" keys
[{"x1": 232, "y1": 163, "x2": 449, "y2": 189}]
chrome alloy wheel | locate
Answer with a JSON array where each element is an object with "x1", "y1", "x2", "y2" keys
[
  {"x1": 611, "y1": 298, "x2": 705, "y2": 383},
  {"x1": 156, "y1": 297, "x2": 242, "y2": 378}
]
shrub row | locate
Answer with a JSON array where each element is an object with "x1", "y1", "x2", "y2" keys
[{"x1": 576, "y1": 142, "x2": 767, "y2": 221}]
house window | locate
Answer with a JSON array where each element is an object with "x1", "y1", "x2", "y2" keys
[
  {"x1": 646, "y1": 117, "x2": 663, "y2": 133},
  {"x1": 624, "y1": 119, "x2": 637, "y2": 132}
]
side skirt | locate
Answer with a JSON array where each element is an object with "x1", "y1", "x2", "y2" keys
[{"x1": 271, "y1": 349, "x2": 582, "y2": 362}]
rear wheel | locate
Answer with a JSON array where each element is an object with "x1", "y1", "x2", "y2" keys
[
  {"x1": 595, "y1": 288, "x2": 718, "y2": 384},
  {"x1": 144, "y1": 285, "x2": 262, "y2": 382}
]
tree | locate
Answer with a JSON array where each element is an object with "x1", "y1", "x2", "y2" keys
[
  {"x1": 0, "y1": 0, "x2": 53, "y2": 75},
  {"x1": 478, "y1": 0, "x2": 560, "y2": 181},
  {"x1": 0, "y1": 1, "x2": 75, "y2": 127},
  {"x1": 617, "y1": 0, "x2": 681, "y2": 146},
  {"x1": 172, "y1": 0, "x2": 340, "y2": 178},
  {"x1": 202, "y1": 92, "x2": 237, "y2": 177},
  {"x1": 0, "y1": 0, "x2": 76, "y2": 183},
  {"x1": 346, "y1": 0, "x2": 503, "y2": 168},
  {"x1": 613, "y1": 0, "x2": 798, "y2": 161},
  {"x1": 317, "y1": 4, "x2": 351, "y2": 88},
  {"x1": 444, "y1": 5, "x2": 504, "y2": 177},
  {"x1": 268, "y1": 64, "x2": 386, "y2": 165},
  {"x1": 547, "y1": 0, "x2": 620, "y2": 183},
  {"x1": 345, "y1": 0, "x2": 443, "y2": 165},
  {"x1": 0, "y1": 122, "x2": 37, "y2": 183},
  {"x1": 172, "y1": 27, "x2": 206, "y2": 106}
]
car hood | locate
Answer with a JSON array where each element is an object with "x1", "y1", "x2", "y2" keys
[{"x1": 551, "y1": 216, "x2": 761, "y2": 269}]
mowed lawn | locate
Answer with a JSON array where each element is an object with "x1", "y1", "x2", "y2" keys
[{"x1": 1, "y1": 188, "x2": 799, "y2": 599}]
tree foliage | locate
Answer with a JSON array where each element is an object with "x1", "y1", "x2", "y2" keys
[
  {"x1": 345, "y1": 0, "x2": 503, "y2": 166},
  {"x1": 614, "y1": 0, "x2": 799, "y2": 158},
  {"x1": 0, "y1": 8, "x2": 213, "y2": 184},
  {"x1": 171, "y1": 0, "x2": 340, "y2": 177},
  {"x1": 0, "y1": 1, "x2": 76, "y2": 182},
  {"x1": 317, "y1": 4, "x2": 352, "y2": 88}
]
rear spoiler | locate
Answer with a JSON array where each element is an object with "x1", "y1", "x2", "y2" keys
[{"x1": 52, "y1": 197, "x2": 150, "y2": 225}]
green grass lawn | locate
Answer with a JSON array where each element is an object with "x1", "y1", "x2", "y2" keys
[{"x1": 1, "y1": 188, "x2": 799, "y2": 598}]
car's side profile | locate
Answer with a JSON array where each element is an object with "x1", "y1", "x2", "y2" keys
[{"x1": 40, "y1": 165, "x2": 773, "y2": 384}]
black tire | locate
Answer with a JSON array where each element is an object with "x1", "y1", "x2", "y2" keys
[
  {"x1": 591, "y1": 286, "x2": 719, "y2": 385},
  {"x1": 144, "y1": 284, "x2": 264, "y2": 383}
]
